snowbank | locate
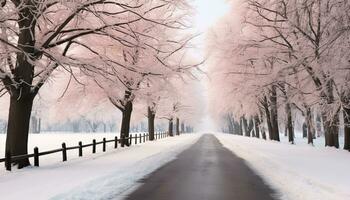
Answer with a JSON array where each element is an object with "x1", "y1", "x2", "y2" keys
[
  {"x1": 0, "y1": 134, "x2": 200, "y2": 200},
  {"x1": 215, "y1": 133, "x2": 350, "y2": 200}
]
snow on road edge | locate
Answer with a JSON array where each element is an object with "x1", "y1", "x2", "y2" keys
[
  {"x1": 0, "y1": 134, "x2": 200, "y2": 200},
  {"x1": 51, "y1": 134, "x2": 200, "y2": 200},
  {"x1": 214, "y1": 133, "x2": 350, "y2": 200}
]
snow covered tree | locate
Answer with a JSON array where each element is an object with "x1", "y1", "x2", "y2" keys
[{"x1": 0, "y1": 0, "x2": 193, "y2": 168}]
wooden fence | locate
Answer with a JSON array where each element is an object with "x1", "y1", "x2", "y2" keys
[{"x1": 1, "y1": 131, "x2": 171, "y2": 171}]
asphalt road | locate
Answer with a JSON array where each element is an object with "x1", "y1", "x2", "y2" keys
[{"x1": 125, "y1": 134, "x2": 278, "y2": 200}]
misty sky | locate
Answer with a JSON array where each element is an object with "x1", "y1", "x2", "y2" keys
[{"x1": 192, "y1": 0, "x2": 230, "y2": 131}]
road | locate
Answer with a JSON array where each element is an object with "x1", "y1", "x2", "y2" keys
[{"x1": 125, "y1": 134, "x2": 278, "y2": 200}]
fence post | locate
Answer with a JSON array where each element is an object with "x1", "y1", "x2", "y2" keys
[
  {"x1": 92, "y1": 139, "x2": 96, "y2": 153},
  {"x1": 34, "y1": 147, "x2": 39, "y2": 167},
  {"x1": 114, "y1": 136, "x2": 118, "y2": 149},
  {"x1": 143, "y1": 133, "x2": 146, "y2": 143},
  {"x1": 129, "y1": 134, "x2": 132, "y2": 146},
  {"x1": 5, "y1": 150, "x2": 11, "y2": 171},
  {"x1": 135, "y1": 135, "x2": 137, "y2": 145},
  {"x1": 103, "y1": 138, "x2": 106, "y2": 152},
  {"x1": 62, "y1": 143, "x2": 67, "y2": 161},
  {"x1": 139, "y1": 134, "x2": 142, "y2": 143},
  {"x1": 78, "y1": 141, "x2": 83, "y2": 157}
]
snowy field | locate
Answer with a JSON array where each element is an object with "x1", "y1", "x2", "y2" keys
[
  {"x1": 0, "y1": 133, "x2": 200, "y2": 200},
  {"x1": 215, "y1": 133, "x2": 350, "y2": 200},
  {"x1": 0, "y1": 132, "x2": 119, "y2": 172}
]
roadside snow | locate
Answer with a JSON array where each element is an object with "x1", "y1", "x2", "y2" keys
[
  {"x1": 215, "y1": 133, "x2": 350, "y2": 200},
  {"x1": 0, "y1": 134, "x2": 200, "y2": 200}
]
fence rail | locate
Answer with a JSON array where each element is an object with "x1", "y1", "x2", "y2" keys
[{"x1": 1, "y1": 131, "x2": 173, "y2": 171}]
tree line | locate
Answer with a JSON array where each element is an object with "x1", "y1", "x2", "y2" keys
[
  {"x1": 0, "y1": 0, "x2": 201, "y2": 168},
  {"x1": 208, "y1": 0, "x2": 350, "y2": 149}
]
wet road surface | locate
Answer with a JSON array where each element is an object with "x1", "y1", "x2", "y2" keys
[{"x1": 125, "y1": 134, "x2": 278, "y2": 200}]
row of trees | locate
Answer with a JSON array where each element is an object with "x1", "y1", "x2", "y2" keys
[
  {"x1": 208, "y1": 0, "x2": 350, "y2": 150},
  {"x1": 0, "y1": 0, "x2": 201, "y2": 168}
]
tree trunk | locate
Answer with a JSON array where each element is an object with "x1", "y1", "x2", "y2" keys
[
  {"x1": 247, "y1": 119, "x2": 254, "y2": 137},
  {"x1": 264, "y1": 106, "x2": 273, "y2": 140},
  {"x1": 286, "y1": 103, "x2": 294, "y2": 144},
  {"x1": 238, "y1": 117, "x2": 243, "y2": 135},
  {"x1": 169, "y1": 119, "x2": 174, "y2": 137},
  {"x1": 227, "y1": 114, "x2": 234, "y2": 134},
  {"x1": 4, "y1": 3, "x2": 37, "y2": 168},
  {"x1": 242, "y1": 116, "x2": 249, "y2": 136},
  {"x1": 259, "y1": 110, "x2": 267, "y2": 140},
  {"x1": 5, "y1": 95, "x2": 34, "y2": 168},
  {"x1": 270, "y1": 85, "x2": 280, "y2": 141},
  {"x1": 306, "y1": 107, "x2": 314, "y2": 145},
  {"x1": 148, "y1": 106, "x2": 155, "y2": 141},
  {"x1": 344, "y1": 107, "x2": 350, "y2": 150},
  {"x1": 120, "y1": 100, "x2": 133, "y2": 146},
  {"x1": 176, "y1": 118, "x2": 180, "y2": 135},
  {"x1": 262, "y1": 96, "x2": 273, "y2": 140},
  {"x1": 316, "y1": 114, "x2": 322, "y2": 137},
  {"x1": 322, "y1": 112, "x2": 339, "y2": 148},
  {"x1": 181, "y1": 122, "x2": 185, "y2": 133},
  {"x1": 302, "y1": 122, "x2": 307, "y2": 138},
  {"x1": 321, "y1": 82, "x2": 339, "y2": 148},
  {"x1": 38, "y1": 118, "x2": 41, "y2": 133},
  {"x1": 254, "y1": 115, "x2": 260, "y2": 138},
  {"x1": 233, "y1": 121, "x2": 240, "y2": 135}
]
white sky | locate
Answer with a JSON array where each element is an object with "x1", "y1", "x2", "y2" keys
[
  {"x1": 192, "y1": 0, "x2": 230, "y2": 132},
  {"x1": 193, "y1": 0, "x2": 230, "y2": 32}
]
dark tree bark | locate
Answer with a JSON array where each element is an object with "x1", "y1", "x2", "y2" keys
[
  {"x1": 286, "y1": 103, "x2": 294, "y2": 144},
  {"x1": 302, "y1": 122, "x2": 307, "y2": 138},
  {"x1": 238, "y1": 117, "x2": 243, "y2": 135},
  {"x1": 242, "y1": 116, "x2": 249, "y2": 136},
  {"x1": 341, "y1": 81, "x2": 350, "y2": 150},
  {"x1": 176, "y1": 118, "x2": 180, "y2": 135},
  {"x1": 181, "y1": 122, "x2": 185, "y2": 133},
  {"x1": 270, "y1": 85, "x2": 280, "y2": 141},
  {"x1": 169, "y1": 118, "x2": 174, "y2": 137},
  {"x1": 322, "y1": 113, "x2": 339, "y2": 148},
  {"x1": 343, "y1": 107, "x2": 350, "y2": 150},
  {"x1": 316, "y1": 114, "x2": 322, "y2": 137},
  {"x1": 120, "y1": 100, "x2": 133, "y2": 146},
  {"x1": 262, "y1": 96, "x2": 273, "y2": 140},
  {"x1": 254, "y1": 115, "x2": 260, "y2": 138},
  {"x1": 258, "y1": 110, "x2": 267, "y2": 140},
  {"x1": 148, "y1": 106, "x2": 155, "y2": 141},
  {"x1": 247, "y1": 119, "x2": 254, "y2": 137},
  {"x1": 4, "y1": 3, "x2": 38, "y2": 168},
  {"x1": 306, "y1": 108, "x2": 314, "y2": 145},
  {"x1": 6, "y1": 95, "x2": 35, "y2": 168},
  {"x1": 321, "y1": 82, "x2": 339, "y2": 148}
]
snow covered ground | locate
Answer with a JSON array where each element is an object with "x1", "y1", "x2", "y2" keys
[
  {"x1": 0, "y1": 133, "x2": 200, "y2": 200},
  {"x1": 0, "y1": 133, "x2": 126, "y2": 172},
  {"x1": 215, "y1": 133, "x2": 350, "y2": 200}
]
